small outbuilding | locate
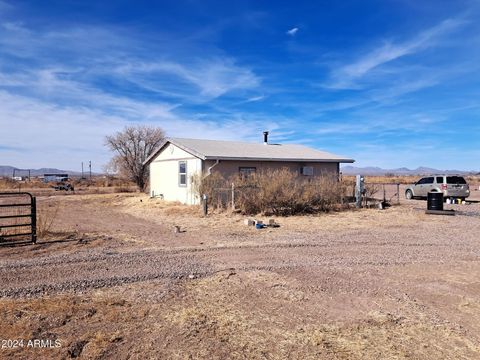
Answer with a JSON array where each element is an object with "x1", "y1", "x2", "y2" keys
[{"x1": 144, "y1": 133, "x2": 354, "y2": 204}]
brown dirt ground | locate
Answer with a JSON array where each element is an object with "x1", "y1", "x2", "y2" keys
[{"x1": 1, "y1": 188, "x2": 480, "y2": 359}]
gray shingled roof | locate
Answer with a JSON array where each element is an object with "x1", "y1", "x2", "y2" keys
[{"x1": 144, "y1": 137, "x2": 355, "y2": 164}]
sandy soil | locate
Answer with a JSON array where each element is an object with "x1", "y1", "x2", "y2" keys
[{"x1": 1, "y1": 192, "x2": 480, "y2": 359}]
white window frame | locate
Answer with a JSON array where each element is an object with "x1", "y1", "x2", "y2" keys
[{"x1": 179, "y1": 161, "x2": 187, "y2": 187}]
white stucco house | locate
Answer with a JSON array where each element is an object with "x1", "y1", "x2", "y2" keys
[{"x1": 143, "y1": 134, "x2": 355, "y2": 205}]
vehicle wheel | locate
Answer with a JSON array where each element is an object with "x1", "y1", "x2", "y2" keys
[{"x1": 405, "y1": 190, "x2": 413, "y2": 200}]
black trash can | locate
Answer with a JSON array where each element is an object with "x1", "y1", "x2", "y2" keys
[{"x1": 427, "y1": 192, "x2": 443, "y2": 211}]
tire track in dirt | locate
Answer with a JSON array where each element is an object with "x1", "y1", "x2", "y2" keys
[{"x1": 2, "y1": 226, "x2": 480, "y2": 298}]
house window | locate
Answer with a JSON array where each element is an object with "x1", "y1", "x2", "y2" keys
[
  {"x1": 179, "y1": 161, "x2": 187, "y2": 186},
  {"x1": 239, "y1": 167, "x2": 256, "y2": 177},
  {"x1": 300, "y1": 166, "x2": 314, "y2": 176}
]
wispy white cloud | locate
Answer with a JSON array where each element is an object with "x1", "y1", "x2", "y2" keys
[
  {"x1": 313, "y1": 108, "x2": 448, "y2": 136},
  {"x1": 0, "y1": 90, "x2": 128, "y2": 170},
  {"x1": 327, "y1": 17, "x2": 466, "y2": 89},
  {"x1": 0, "y1": 21, "x2": 129, "y2": 61},
  {"x1": 245, "y1": 94, "x2": 265, "y2": 102},
  {"x1": 0, "y1": 19, "x2": 260, "y2": 101},
  {"x1": 286, "y1": 27, "x2": 299, "y2": 36},
  {"x1": 0, "y1": 67, "x2": 180, "y2": 120},
  {"x1": 115, "y1": 58, "x2": 260, "y2": 99},
  {"x1": 0, "y1": 13, "x2": 268, "y2": 168},
  {"x1": 0, "y1": 89, "x2": 288, "y2": 169}
]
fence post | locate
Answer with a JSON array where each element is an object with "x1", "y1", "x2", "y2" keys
[
  {"x1": 202, "y1": 194, "x2": 208, "y2": 216},
  {"x1": 31, "y1": 196, "x2": 37, "y2": 244},
  {"x1": 231, "y1": 183, "x2": 235, "y2": 210},
  {"x1": 397, "y1": 183, "x2": 400, "y2": 204}
]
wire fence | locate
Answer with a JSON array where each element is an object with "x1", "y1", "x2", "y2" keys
[{"x1": 203, "y1": 181, "x2": 401, "y2": 213}]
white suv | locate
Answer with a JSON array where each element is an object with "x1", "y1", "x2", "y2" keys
[{"x1": 405, "y1": 175, "x2": 470, "y2": 200}]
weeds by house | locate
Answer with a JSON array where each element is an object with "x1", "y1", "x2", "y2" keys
[
  {"x1": 194, "y1": 168, "x2": 348, "y2": 215},
  {"x1": 192, "y1": 172, "x2": 228, "y2": 209}
]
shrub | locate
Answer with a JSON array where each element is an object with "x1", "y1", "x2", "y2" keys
[
  {"x1": 191, "y1": 172, "x2": 230, "y2": 210},
  {"x1": 194, "y1": 168, "x2": 348, "y2": 215}
]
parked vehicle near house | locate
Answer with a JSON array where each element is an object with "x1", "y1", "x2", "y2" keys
[{"x1": 405, "y1": 175, "x2": 470, "y2": 200}]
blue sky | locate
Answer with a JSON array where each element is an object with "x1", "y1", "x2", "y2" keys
[{"x1": 0, "y1": 0, "x2": 479, "y2": 171}]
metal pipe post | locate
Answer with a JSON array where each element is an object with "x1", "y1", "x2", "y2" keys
[{"x1": 202, "y1": 194, "x2": 208, "y2": 216}]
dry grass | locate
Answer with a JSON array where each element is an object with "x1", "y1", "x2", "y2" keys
[
  {"x1": 70, "y1": 176, "x2": 135, "y2": 189},
  {"x1": 0, "y1": 292, "x2": 144, "y2": 359},
  {"x1": 195, "y1": 169, "x2": 347, "y2": 215},
  {"x1": 36, "y1": 202, "x2": 61, "y2": 238},
  {"x1": 0, "y1": 176, "x2": 137, "y2": 195},
  {"x1": 0, "y1": 177, "x2": 18, "y2": 190},
  {"x1": 0, "y1": 178, "x2": 51, "y2": 191},
  {"x1": 342, "y1": 175, "x2": 419, "y2": 185},
  {"x1": 154, "y1": 271, "x2": 480, "y2": 359},
  {"x1": 108, "y1": 192, "x2": 443, "y2": 244},
  {"x1": 3, "y1": 270, "x2": 478, "y2": 359}
]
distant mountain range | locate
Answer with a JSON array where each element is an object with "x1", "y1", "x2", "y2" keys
[
  {"x1": 1, "y1": 164, "x2": 478, "y2": 178},
  {"x1": 0, "y1": 165, "x2": 83, "y2": 177},
  {"x1": 341, "y1": 166, "x2": 479, "y2": 176}
]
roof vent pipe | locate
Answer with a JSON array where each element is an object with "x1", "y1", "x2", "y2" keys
[{"x1": 263, "y1": 131, "x2": 269, "y2": 145}]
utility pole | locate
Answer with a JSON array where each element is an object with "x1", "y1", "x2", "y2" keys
[{"x1": 89, "y1": 161, "x2": 92, "y2": 180}]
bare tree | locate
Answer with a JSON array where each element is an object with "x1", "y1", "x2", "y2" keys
[{"x1": 105, "y1": 125, "x2": 165, "y2": 190}]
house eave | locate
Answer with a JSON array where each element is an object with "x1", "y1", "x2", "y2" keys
[
  {"x1": 203, "y1": 156, "x2": 355, "y2": 163},
  {"x1": 143, "y1": 138, "x2": 206, "y2": 166}
]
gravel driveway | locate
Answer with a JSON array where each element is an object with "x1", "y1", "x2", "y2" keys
[{"x1": 1, "y1": 194, "x2": 480, "y2": 359}]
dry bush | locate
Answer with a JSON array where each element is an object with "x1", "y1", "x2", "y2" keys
[
  {"x1": 0, "y1": 177, "x2": 18, "y2": 190},
  {"x1": 194, "y1": 169, "x2": 347, "y2": 215},
  {"x1": 192, "y1": 172, "x2": 230, "y2": 210},
  {"x1": 364, "y1": 183, "x2": 380, "y2": 199},
  {"x1": 37, "y1": 202, "x2": 60, "y2": 238}
]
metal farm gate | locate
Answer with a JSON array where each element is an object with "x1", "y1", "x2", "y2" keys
[{"x1": 0, "y1": 192, "x2": 37, "y2": 244}]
